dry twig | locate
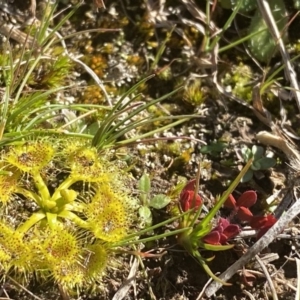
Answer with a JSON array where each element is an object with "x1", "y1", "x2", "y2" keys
[
  {"x1": 257, "y1": 0, "x2": 300, "y2": 113},
  {"x1": 255, "y1": 254, "x2": 278, "y2": 300}
]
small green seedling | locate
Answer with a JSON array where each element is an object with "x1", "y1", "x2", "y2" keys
[
  {"x1": 200, "y1": 141, "x2": 227, "y2": 157},
  {"x1": 241, "y1": 145, "x2": 276, "y2": 182},
  {"x1": 138, "y1": 173, "x2": 171, "y2": 226}
]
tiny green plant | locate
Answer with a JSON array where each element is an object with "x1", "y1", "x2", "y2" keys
[
  {"x1": 138, "y1": 173, "x2": 171, "y2": 227},
  {"x1": 200, "y1": 140, "x2": 227, "y2": 157},
  {"x1": 241, "y1": 145, "x2": 276, "y2": 182}
]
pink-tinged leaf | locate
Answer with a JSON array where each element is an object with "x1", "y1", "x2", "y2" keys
[
  {"x1": 222, "y1": 224, "x2": 241, "y2": 240},
  {"x1": 203, "y1": 218, "x2": 240, "y2": 245},
  {"x1": 202, "y1": 231, "x2": 221, "y2": 245},
  {"x1": 236, "y1": 190, "x2": 257, "y2": 208},
  {"x1": 224, "y1": 194, "x2": 237, "y2": 209},
  {"x1": 249, "y1": 215, "x2": 277, "y2": 239},
  {"x1": 219, "y1": 233, "x2": 229, "y2": 244},
  {"x1": 217, "y1": 217, "x2": 230, "y2": 230},
  {"x1": 237, "y1": 206, "x2": 253, "y2": 222}
]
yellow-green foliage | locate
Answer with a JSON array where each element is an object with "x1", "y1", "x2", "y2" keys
[
  {"x1": 222, "y1": 62, "x2": 253, "y2": 102},
  {"x1": 86, "y1": 186, "x2": 137, "y2": 242},
  {"x1": 0, "y1": 166, "x2": 20, "y2": 204},
  {"x1": 28, "y1": 50, "x2": 73, "y2": 88},
  {"x1": 0, "y1": 138, "x2": 138, "y2": 292},
  {"x1": 0, "y1": 222, "x2": 34, "y2": 272},
  {"x1": 6, "y1": 141, "x2": 55, "y2": 174},
  {"x1": 183, "y1": 79, "x2": 206, "y2": 106}
]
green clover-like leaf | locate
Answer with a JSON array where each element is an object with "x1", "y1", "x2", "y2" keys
[
  {"x1": 252, "y1": 145, "x2": 264, "y2": 160},
  {"x1": 241, "y1": 169, "x2": 254, "y2": 183},
  {"x1": 150, "y1": 194, "x2": 171, "y2": 209},
  {"x1": 251, "y1": 160, "x2": 261, "y2": 171},
  {"x1": 241, "y1": 146, "x2": 252, "y2": 161},
  {"x1": 138, "y1": 206, "x2": 152, "y2": 227},
  {"x1": 256, "y1": 157, "x2": 276, "y2": 170}
]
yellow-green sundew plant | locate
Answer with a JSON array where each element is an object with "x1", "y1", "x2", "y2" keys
[{"x1": 0, "y1": 138, "x2": 139, "y2": 292}]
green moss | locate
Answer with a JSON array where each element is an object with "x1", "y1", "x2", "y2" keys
[
  {"x1": 222, "y1": 62, "x2": 253, "y2": 102},
  {"x1": 183, "y1": 79, "x2": 207, "y2": 106}
]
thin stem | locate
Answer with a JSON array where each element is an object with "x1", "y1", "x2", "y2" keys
[
  {"x1": 58, "y1": 210, "x2": 88, "y2": 229},
  {"x1": 112, "y1": 227, "x2": 190, "y2": 248},
  {"x1": 15, "y1": 187, "x2": 42, "y2": 206}
]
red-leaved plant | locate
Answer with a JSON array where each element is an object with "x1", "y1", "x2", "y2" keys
[
  {"x1": 179, "y1": 179, "x2": 202, "y2": 212},
  {"x1": 249, "y1": 214, "x2": 277, "y2": 239},
  {"x1": 176, "y1": 159, "x2": 253, "y2": 286},
  {"x1": 202, "y1": 218, "x2": 240, "y2": 245},
  {"x1": 224, "y1": 190, "x2": 277, "y2": 239},
  {"x1": 224, "y1": 190, "x2": 257, "y2": 222}
]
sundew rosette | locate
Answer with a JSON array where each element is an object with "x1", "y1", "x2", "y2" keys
[
  {"x1": 0, "y1": 137, "x2": 139, "y2": 292},
  {"x1": 85, "y1": 186, "x2": 138, "y2": 242}
]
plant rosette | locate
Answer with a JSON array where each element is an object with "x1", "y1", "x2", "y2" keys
[{"x1": 0, "y1": 138, "x2": 140, "y2": 291}]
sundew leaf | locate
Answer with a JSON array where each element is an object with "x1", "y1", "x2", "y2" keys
[{"x1": 198, "y1": 158, "x2": 253, "y2": 230}]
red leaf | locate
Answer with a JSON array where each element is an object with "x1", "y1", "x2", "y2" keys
[
  {"x1": 202, "y1": 231, "x2": 221, "y2": 245},
  {"x1": 180, "y1": 179, "x2": 197, "y2": 194},
  {"x1": 249, "y1": 215, "x2": 277, "y2": 239},
  {"x1": 222, "y1": 224, "x2": 241, "y2": 239},
  {"x1": 179, "y1": 182, "x2": 202, "y2": 212},
  {"x1": 219, "y1": 233, "x2": 228, "y2": 244},
  {"x1": 249, "y1": 215, "x2": 276, "y2": 229},
  {"x1": 236, "y1": 190, "x2": 257, "y2": 208},
  {"x1": 237, "y1": 206, "x2": 253, "y2": 222},
  {"x1": 224, "y1": 194, "x2": 237, "y2": 209},
  {"x1": 203, "y1": 218, "x2": 240, "y2": 245},
  {"x1": 264, "y1": 215, "x2": 277, "y2": 227},
  {"x1": 217, "y1": 217, "x2": 230, "y2": 230}
]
